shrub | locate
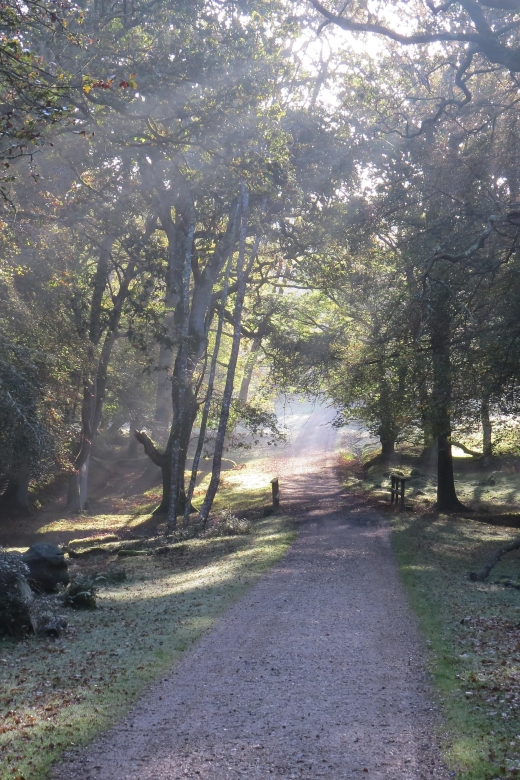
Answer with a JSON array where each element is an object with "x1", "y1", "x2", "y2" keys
[{"x1": 0, "y1": 550, "x2": 35, "y2": 636}]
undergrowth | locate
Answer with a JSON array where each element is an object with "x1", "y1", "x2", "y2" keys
[{"x1": 0, "y1": 468, "x2": 294, "y2": 780}]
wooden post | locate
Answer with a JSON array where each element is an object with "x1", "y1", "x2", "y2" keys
[{"x1": 271, "y1": 477, "x2": 280, "y2": 510}]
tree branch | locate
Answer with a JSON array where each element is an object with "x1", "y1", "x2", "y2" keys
[
  {"x1": 310, "y1": 0, "x2": 477, "y2": 44},
  {"x1": 134, "y1": 430, "x2": 166, "y2": 467}
]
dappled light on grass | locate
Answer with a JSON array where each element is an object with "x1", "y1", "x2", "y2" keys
[
  {"x1": 192, "y1": 458, "x2": 275, "y2": 515},
  {"x1": 0, "y1": 513, "x2": 295, "y2": 780},
  {"x1": 392, "y1": 512, "x2": 520, "y2": 778},
  {"x1": 349, "y1": 450, "x2": 520, "y2": 517},
  {"x1": 36, "y1": 514, "x2": 138, "y2": 536}
]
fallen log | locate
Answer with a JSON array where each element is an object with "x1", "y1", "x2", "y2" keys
[{"x1": 469, "y1": 536, "x2": 520, "y2": 581}]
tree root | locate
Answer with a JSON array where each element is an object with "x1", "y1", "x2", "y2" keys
[{"x1": 469, "y1": 536, "x2": 520, "y2": 581}]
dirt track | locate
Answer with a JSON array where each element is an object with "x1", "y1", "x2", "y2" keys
[{"x1": 53, "y1": 403, "x2": 448, "y2": 780}]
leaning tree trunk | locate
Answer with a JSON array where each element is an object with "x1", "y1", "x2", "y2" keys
[{"x1": 430, "y1": 284, "x2": 466, "y2": 512}]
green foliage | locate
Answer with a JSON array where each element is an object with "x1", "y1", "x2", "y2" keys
[
  {"x1": 0, "y1": 341, "x2": 54, "y2": 479},
  {"x1": 0, "y1": 551, "x2": 32, "y2": 636}
]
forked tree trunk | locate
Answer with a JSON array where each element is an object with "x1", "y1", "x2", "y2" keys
[
  {"x1": 183, "y1": 249, "x2": 234, "y2": 525},
  {"x1": 198, "y1": 190, "x2": 262, "y2": 525},
  {"x1": 139, "y1": 194, "x2": 241, "y2": 517},
  {"x1": 135, "y1": 395, "x2": 197, "y2": 516}
]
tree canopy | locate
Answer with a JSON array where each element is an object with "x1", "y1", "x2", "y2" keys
[{"x1": 2, "y1": 0, "x2": 520, "y2": 517}]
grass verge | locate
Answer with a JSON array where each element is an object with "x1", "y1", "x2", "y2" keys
[
  {"x1": 341, "y1": 452, "x2": 520, "y2": 779},
  {"x1": 1, "y1": 489, "x2": 294, "y2": 780},
  {"x1": 391, "y1": 513, "x2": 520, "y2": 779}
]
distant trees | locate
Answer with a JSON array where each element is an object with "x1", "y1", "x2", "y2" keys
[{"x1": 266, "y1": 39, "x2": 520, "y2": 511}]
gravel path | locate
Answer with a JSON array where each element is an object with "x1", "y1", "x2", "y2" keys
[{"x1": 53, "y1": 407, "x2": 448, "y2": 780}]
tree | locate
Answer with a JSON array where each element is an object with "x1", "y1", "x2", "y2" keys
[{"x1": 311, "y1": 0, "x2": 520, "y2": 113}]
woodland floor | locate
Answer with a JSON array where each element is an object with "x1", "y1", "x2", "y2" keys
[{"x1": 51, "y1": 405, "x2": 449, "y2": 780}]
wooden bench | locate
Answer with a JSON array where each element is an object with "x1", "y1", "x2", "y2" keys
[{"x1": 390, "y1": 474, "x2": 408, "y2": 509}]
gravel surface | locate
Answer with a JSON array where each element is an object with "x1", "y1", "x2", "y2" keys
[{"x1": 53, "y1": 406, "x2": 448, "y2": 780}]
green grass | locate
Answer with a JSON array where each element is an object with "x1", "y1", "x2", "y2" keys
[
  {"x1": 0, "y1": 484, "x2": 295, "y2": 780},
  {"x1": 356, "y1": 454, "x2": 520, "y2": 515},
  {"x1": 340, "y1": 449, "x2": 520, "y2": 778},
  {"x1": 393, "y1": 514, "x2": 520, "y2": 779}
]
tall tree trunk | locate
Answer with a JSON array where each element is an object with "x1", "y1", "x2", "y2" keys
[
  {"x1": 127, "y1": 417, "x2": 141, "y2": 458},
  {"x1": 183, "y1": 247, "x2": 234, "y2": 525},
  {"x1": 418, "y1": 373, "x2": 437, "y2": 460},
  {"x1": 377, "y1": 377, "x2": 398, "y2": 460},
  {"x1": 138, "y1": 194, "x2": 240, "y2": 515},
  {"x1": 238, "y1": 337, "x2": 261, "y2": 403},
  {"x1": 481, "y1": 397, "x2": 493, "y2": 459},
  {"x1": 154, "y1": 198, "x2": 185, "y2": 426},
  {"x1": 168, "y1": 217, "x2": 196, "y2": 528},
  {"x1": 66, "y1": 470, "x2": 81, "y2": 513},
  {"x1": 1, "y1": 467, "x2": 30, "y2": 513},
  {"x1": 66, "y1": 383, "x2": 94, "y2": 512},
  {"x1": 150, "y1": 389, "x2": 198, "y2": 516},
  {"x1": 198, "y1": 190, "x2": 261, "y2": 525},
  {"x1": 430, "y1": 284, "x2": 466, "y2": 512},
  {"x1": 67, "y1": 247, "x2": 141, "y2": 512},
  {"x1": 380, "y1": 438, "x2": 395, "y2": 458},
  {"x1": 155, "y1": 342, "x2": 173, "y2": 426}
]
